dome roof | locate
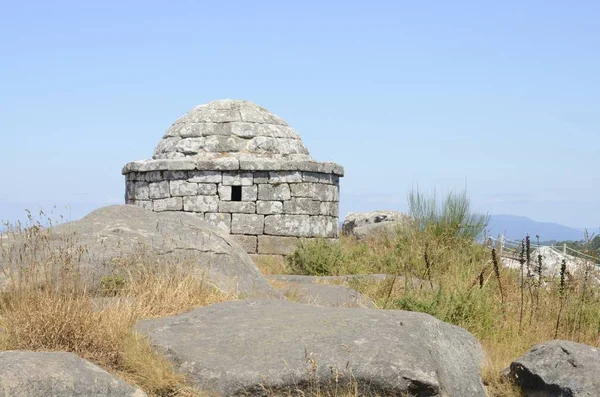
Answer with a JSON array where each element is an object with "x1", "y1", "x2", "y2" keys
[{"x1": 153, "y1": 99, "x2": 311, "y2": 160}]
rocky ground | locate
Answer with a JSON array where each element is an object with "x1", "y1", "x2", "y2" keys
[{"x1": 1, "y1": 206, "x2": 598, "y2": 396}]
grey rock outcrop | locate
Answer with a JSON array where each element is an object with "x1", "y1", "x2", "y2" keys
[
  {"x1": 342, "y1": 211, "x2": 410, "y2": 240},
  {"x1": 0, "y1": 205, "x2": 275, "y2": 297},
  {"x1": 0, "y1": 351, "x2": 146, "y2": 397},
  {"x1": 267, "y1": 275, "x2": 376, "y2": 308},
  {"x1": 136, "y1": 300, "x2": 486, "y2": 396},
  {"x1": 508, "y1": 340, "x2": 600, "y2": 396}
]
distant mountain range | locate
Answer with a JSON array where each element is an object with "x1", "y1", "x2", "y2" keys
[{"x1": 486, "y1": 215, "x2": 592, "y2": 242}]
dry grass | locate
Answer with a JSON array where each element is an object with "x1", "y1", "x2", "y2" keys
[
  {"x1": 253, "y1": 254, "x2": 288, "y2": 275},
  {"x1": 0, "y1": 219, "x2": 234, "y2": 397}
]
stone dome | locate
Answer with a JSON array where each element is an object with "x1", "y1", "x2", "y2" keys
[{"x1": 153, "y1": 99, "x2": 311, "y2": 160}]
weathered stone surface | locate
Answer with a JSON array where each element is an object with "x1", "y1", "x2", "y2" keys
[
  {"x1": 145, "y1": 171, "x2": 163, "y2": 182},
  {"x1": 217, "y1": 184, "x2": 232, "y2": 201},
  {"x1": 269, "y1": 171, "x2": 302, "y2": 183},
  {"x1": 133, "y1": 200, "x2": 153, "y2": 211},
  {"x1": 132, "y1": 182, "x2": 149, "y2": 199},
  {"x1": 242, "y1": 185, "x2": 258, "y2": 201},
  {"x1": 283, "y1": 198, "x2": 321, "y2": 215},
  {"x1": 264, "y1": 215, "x2": 337, "y2": 238},
  {"x1": 0, "y1": 351, "x2": 146, "y2": 397},
  {"x1": 319, "y1": 201, "x2": 339, "y2": 216},
  {"x1": 197, "y1": 183, "x2": 217, "y2": 196},
  {"x1": 232, "y1": 235, "x2": 258, "y2": 254},
  {"x1": 303, "y1": 172, "x2": 334, "y2": 184},
  {"x1": 258, "y1": 235, "x2": 299, "y2": 255},
  {"x1": 222, "y1": 172, "x2": 253, "y2": 186},
  {"x1": 264, "y1": 214, "x2": 311, "y2": 237},
  {"x1": 148, "y1": 181, "x2": 170, "y2": 199},
  {"x1": 0, "y1": 205, "x2": 276, "y2": 297},
  {"x1": 163, "y1": 170, "x2": 187, "y2": 179},
  {"x1": 231, "y1": 214, "x2": 264, "y2": 235},
  {"x1": 170, "y1": 180, "x2": 198, "y2": 196},
  {"x1": 256, "y1": 201, "x2": 283, "y2": 215},
  {"x1": 267, "y1": 276, "x2": 376, "y2": 308},
  {"x1": 196, "y1": 157, "x2": 239, "y2": 171},
  {"x1": 202, "y1": 135, "x2": 246, "y2": 153},
  {"x1": 188, "y1": 170, "x2": 221, "y2": 183},
  {"x1": 218, "y1": 201, "x2": 256, "y2": 214},
  {"x1": 353, "y1": 222, "x2": 407, "y2": 240},
  {"x1": 183, "y1": 196, "x2": 219, "y2": 212},
  {"x1": 290, "y1": 183, "x2": 338, "y2": 201},
  {"x1": 204, "y1": 212, "x2": 231, "y2": 233},
  {"x1": 136, "y1": 300, "x2": 486, "y2": 396},
  {"x1": 309, "y1": 216, "x2": 339, "y2": 238},
  {"x1": 253, "y1": 171, "x2": 269, "y2": 183},
  {"x1": 508, "y1": 340, "x2": 600, "y2": 396},
  {"x1": 153, "y1": 197, "x2": 183, "y2": 212},
  {"x1": 258, "y1": 184, "x2": 291, "y2": 201},
  {"x1": 342, "y1": 211, "x2": 411, "y2": 239}
]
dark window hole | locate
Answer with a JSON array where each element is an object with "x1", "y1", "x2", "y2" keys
[{"x1": 231, "y1": 185, "x2": 242, "y2": 201}]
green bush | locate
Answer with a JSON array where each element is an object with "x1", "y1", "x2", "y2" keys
[
  {"x1": 286, "y1": 239, "x2": 346, "y2": 276},
  {"x1": 408, "y1": 187, "x2": 488, "y2": 241}
]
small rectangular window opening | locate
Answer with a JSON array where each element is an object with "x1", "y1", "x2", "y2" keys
[{"x1": 231, "y1": 185, "x2": 242, "y2": 201}]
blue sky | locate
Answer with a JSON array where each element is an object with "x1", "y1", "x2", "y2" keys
[{"x1": 1, "y1": 1, "x2": 598, "y2": 228}]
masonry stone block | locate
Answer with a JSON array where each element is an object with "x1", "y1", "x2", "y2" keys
[
  {"x1": 231, "y1": 214, "x2": 264, "y2": 235},
  {"x1": 256, "y1": 201, "x2": 283, "y2": 215},
  {"x1": 149, "y1": 181, "x2": 170, "y2": 199},
  {"x1": 170, "y1": 180, "x2": 198, "y2": 196},
  {"x1": 218, "y1": 185, "x2": 232, "y2": 201},
  {"x1": 133, "y1": 182, "x2": 149, "y2": 200},
  {"x1": 258, "y1": 184, "x2": 291, "y2": 201},
  {"x1": 222, "y1": 172, "x2": 253, "y2": 186},
  {"x1": 319, "y1": 201, "x2": 339, "y2": 217},
  {"x1": 242, "y1": 185, "x2": 258, "y2": 201},
  {"x1": 253, "y1": 172, "x2": 269, "y2": 184},
  {"x1": 258, "y1": 235, "x2": 299, "y2": 255},
  {"x1": 133, "y1": 200, "x2": 153, "y2": 211},
  {"x1": 219, "y1": 201, "x2": 256, "y2": 214},
  {"x1": 264, "y1": 214, "x2": 311, "y2": 237},
  {"x1": 283, "y1": 198, "x2": 321, "y2": 215},
  {"x1": 204, "y1": 212, "x2": 231, "y2": 233},
  {"x1": 153, "y1": 197, "x2": 183, "y2": 212},
  {"x1": 188, "y1": 170, "x2": 222, "y2": 183},
  {"x1": 164, "y1": 170, "x2": 188, "y2": 180},
  {"x1": 290, "y1": 183, "x2": 338, "y2": 201},
  {"x1": 269, "y1": 171, "x2": 302, "y2": 183},
  {"x1": 183, "y1": 195, "x2": 219, "y2": 212},
  {"x1": 303, "y1": 172, "x2": 333, "y2": 184},
  {"x1": 197, "y1": 183, "x2": 217, "y2": 196},
  {"x1": 309, "y1": 216, "x2": 339, "y2": 238},
  {"x1": 232, "y1": 235, "x2": 258, "y2": 254},
  {"x1": 145, "y1": 171, "x2": 163, "y2": 182}
]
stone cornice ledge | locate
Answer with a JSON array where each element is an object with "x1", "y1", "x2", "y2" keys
[{"x1": 122, "y1": 159, "x2": 344, "y2": 176}]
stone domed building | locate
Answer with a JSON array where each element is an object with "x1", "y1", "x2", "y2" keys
[{"x1": 122, "y1": 99, "x2": 343, "y2": 257}]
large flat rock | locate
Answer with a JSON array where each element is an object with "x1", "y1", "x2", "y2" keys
[
  {"x1": 0, "y1": 351, "x2": 146, "y2": 397},
  {"x1": 0, "y1": 205, "x2": 275, "y2": 297},
  {"x1": 508, "y1": 340, "x2": 600, "y2": 396},
  {"x1": 136, "y1": 300, "x2": 486, "y2": 396}
]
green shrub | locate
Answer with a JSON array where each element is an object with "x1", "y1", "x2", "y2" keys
[
  {"x1": 286, "y1": 239, "x2": 346, "y2": 276},
  {"x1": 408, "y1": 187, "x2": 488, "y2": 241}
]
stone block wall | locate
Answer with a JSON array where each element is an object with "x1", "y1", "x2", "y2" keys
[{"x1": 124, "y1": 170, "x2": 340, "y2": 255}]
